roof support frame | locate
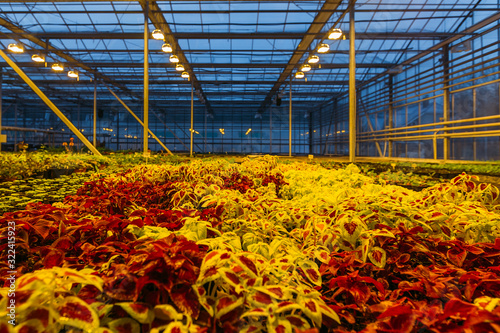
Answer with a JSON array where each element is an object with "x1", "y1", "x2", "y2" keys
[
  {"x1": 140, "y1": 0, "x2": 213, "y2": 114},
  {"x1": 257, "y1": 0, "x2": 343, "y2": 113}
]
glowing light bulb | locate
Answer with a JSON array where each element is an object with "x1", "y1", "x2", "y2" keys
[
  {"x1": 317, "y1": 43, "x2": 330, "y2": 53},
  {"x1": 32, "y1": 54, "x2": 45, "y2": 62},
  {"x1": 300, "y1": 64, "x2": 312, "y2": 72},
  {"x1": 308, "y1": 55, "x2": 319, "y2": 64},
  {"x1": 169, "y1": 55, "x2": 179, "y2": 63},
  {"x1": 52, "y1": 63, "x2": 64, "y2": 71},
  {"x1": 295, "y1": 71, "x2": 305, "y2": 79},
  {"x1": 328, "y1": 28, "x2": 343, "y2": 40},
  {"x1": 152, "y1": 29, "x2": 164, "y2": 40},
  {"x1": 8, "y1": 43, "x2": 23, "y2": 53},
  {"x1": 68, "y1": 70, "x2": 79, "y2": 78},
  {"x1": 162, "y1": 43, "x2": 172, "y2": 53}
]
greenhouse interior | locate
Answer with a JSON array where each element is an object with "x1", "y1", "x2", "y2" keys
[{"x1": 2, "y1": 1, "x2": 500, "y2": 333}]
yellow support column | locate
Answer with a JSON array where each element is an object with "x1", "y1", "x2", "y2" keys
[
  {"x1": 143, "y1": 2, "x2": 149, "y2": 156},
  {"x1": 93, "y1": 79, "x2": 97, "y2": 148},
  {"x1": 190, "y1": 82, "x2": 194, "y2": 157},
  {"x1": 349, "y1": 1, "x2": 356, "y2": 163},
  {"x1": 0, "y1": 69, "x2": 4, "y2": 150},
  {"x1": 289, "y1": 75, "x2": 292, "y2": 157}
]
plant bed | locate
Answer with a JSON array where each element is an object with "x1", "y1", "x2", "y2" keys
[{"x1": 1, "y1": 156, "x2": 500, "y2": 332}]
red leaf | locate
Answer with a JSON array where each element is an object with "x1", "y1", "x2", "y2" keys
[
  {"x1": 237, "y1": 255, "x2": 258, "y2": 276},
  {"x1": 343, "y1": 221, "x2": 358, "y2": 235},
  {"x1": 223, "y1": 271, "x2": 240, "y2": 285},
  {"x1": 305, "y1": 269, "x2": 319, "y2": 283},
  {"x1": 304, "y1": 300, "x2": 317, "y2": 313},
  {"x1": 447, "y1": 248, "x2": 467, "y2": 267},
  {"x1": 254, "y1": 291, "x2": 273, "y2": 305},
  {"x1": 169, "y1": 283, "x2": 200, "y2": 319},
  {"x1": 378, "y1": 305, "x2": 413, "y2": 319},
  {"x1": 25, "y1": 308, "x2": 49, "y2": 327},
  {"x1": 268, "y1": 287, "x2": 284, "y2": 299},
  {"x1": 51, "y1": 236, "x2": 73, "y2": 251},
  {"x1": 28, "y1": 219, "x2": 55, "y2": 239},
  {"x1": 442, "y1": 298, "x2": 477, "y2": 319},
  {"x1": 0, "y1": 322, "x2": 10, "y2": 333},
  {"x1": 42, "y1": 249, "x2": 64, "y2": 268},
  {"x1": 58, "y1": 298, "x2": 97, "y2": 325},
  {"x1": 275, "y1": 325, "x2": 286, "y2": 333}
]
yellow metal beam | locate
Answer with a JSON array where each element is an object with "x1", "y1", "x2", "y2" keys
[
  {"x1": 0, "y1": 49, "x2": 101, "y2": 156},
  {"x1": 0, "y1": 69, "x2": 3, "y2": 150},
  {"x1": 348, "y1": 1, "x2": 356, "y2": 162},
  {"x1": 289, "y1": 75, "x2": 292, "y2": 157},
  {"x1": 93, "y1": 80, "x2": 97, "y2": 148},
  {"x1": 106, "y1": 86, "x2": 173, "y2": 155},
  {"x1": 143, "y1": 3, "x2": 149, "y2": 156},
  {"x1": 190, "y1": 81, "x2": 194, "y2": 157}
]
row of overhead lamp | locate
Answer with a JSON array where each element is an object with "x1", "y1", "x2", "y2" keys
[
  {"x1": 152, "y1": 29, "x2": 190, "y2": 80},
  {"x1": 8, "y1": 43, "x2": 80, "y2": 79},
  {"x1": 9, "y1": 29, "x2": 188, "y2": 80},
  {"x1": 295, "y1": 28, "x2": 343, "y2": 79}
]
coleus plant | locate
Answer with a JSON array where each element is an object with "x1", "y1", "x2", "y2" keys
[
  {"x1": 193, "y1": 249, "x2": 340, "y2": 333},
  {"x1": 2, "y1": 155, "x2": 500, "y2": 332}
]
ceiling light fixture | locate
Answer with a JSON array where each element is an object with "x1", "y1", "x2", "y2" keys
[
  {"x1": 152, "y1": 29, "x2": 164, "y2": 40},
  {"x1": 318, "y1": 43, "x2": 330, "y2": 53},
  {"x1": 52, "y1": 63, "x2": 64, "y2": 71},
  {"x1": 169, "y1": 55, "x2": 179, "y2": 63},
  {"x1": 176, "y1": 64, "x2": 185, "y2": 71},
  {"x1": 301, "y1": 64, "x2": 312, "y2": 72},
  {"x1": 328, "y1": 28, "x2": 343, "y2": 40},
  {"x1": 245, "y1": 128, "x2": 252, "y2": 135},
  {"x1": 31, "y1": 54, "x2": 45, "y2": 62},
  {"x1": 162, "y1": 43, "x2": 172, "y2": 53},
  {"x1": 181, "y1": 71, "x2": 190, "y2": 79},
  {"x1": 295, "y1": 71, "x2": 305, "y2": 79},
  {"x1": 308, "y1": 55, "x2": 319, "y2": 64},
  {"x1": 68, "y1": 70, "x2": 79, "y2": 78},
  {"x1": 7, "y1": 43, "x2": 24, "y2": 53}
]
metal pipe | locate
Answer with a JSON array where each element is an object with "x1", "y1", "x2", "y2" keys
[
  {"x1": 358, "y1": 121, "x2": 500, "y2": 140},
  {"x1": 442, "y1": 44, "x2": 450, "y2": 161},
  {"x1": 190, "y1": 81, "x2": 194, "y2": 157},
  {"x1": 106, "y1": 86, "x2": 172, "y2": 154},
  {"x1": 93, "y1": 79, "x2": 97, "y2": 148},
  {"x1": 360, "y1": 114, "x2": 500, "y2": 135},
  {"x1": 0, "y1": 69, "x2": 3, "y2": 151},
  {"x1": 356, "y1": 129, "x2": 500, "y2": 142},
  {"x1": 289, "y1": 76, "x2": 292, "y2": 157},
  {"x1": 349, "y1": 1, "x2": 356, "y2": 162},
  {"x1": 0, "y1": 49, "x2": 101, "y2": 155},
  {"x1": 388, "y1": 75, "x2": 394, "y2": 157},
  {"x1": 143, "y1": 2, "x2": 149, "y2": 156}
]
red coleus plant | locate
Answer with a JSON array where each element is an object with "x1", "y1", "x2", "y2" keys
[
  {"x1": 102, "y1": 234, "x2": 207, "y2": 316},
  {"x1": 221, "y1": 172, "x2": 254, "y2": 194}
]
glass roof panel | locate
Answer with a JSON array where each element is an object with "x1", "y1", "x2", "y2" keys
[{"x1": 0, "y1": 0, "x2": 497, "y2": 117}]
